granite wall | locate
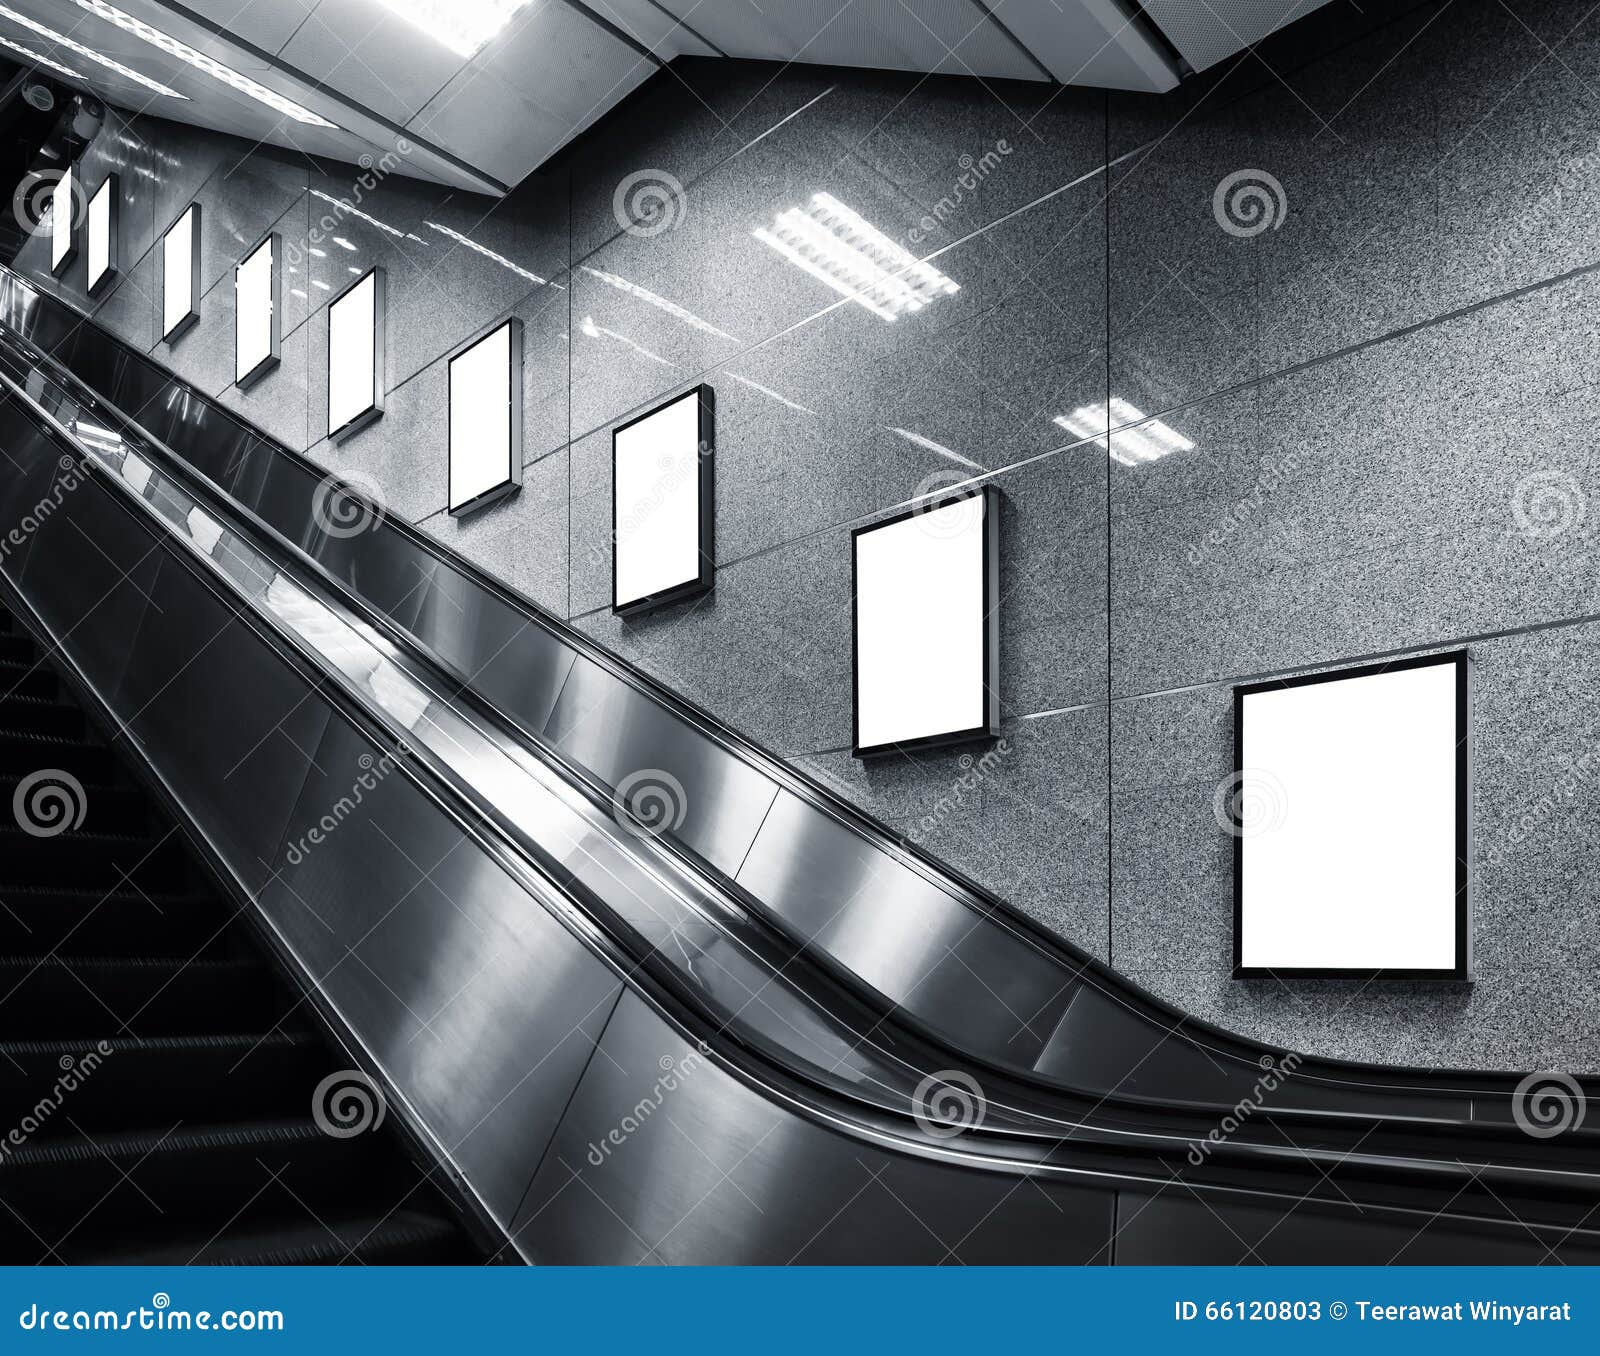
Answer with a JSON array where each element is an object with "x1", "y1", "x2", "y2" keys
[{"x1": 18, "y1": 0, "x2": 1600, "y2": 1069}]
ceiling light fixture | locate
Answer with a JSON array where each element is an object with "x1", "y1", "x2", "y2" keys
[
  {"x1": 1054, "y1": 398, "x2": 1195, "y2": 467},
  {"x1": 0, "y1": 3, "x2": 182, "y2": 97},
  {"x1": 753, "y1": 191, "x2": 958, "y2": 322},
  {"x1": 66, "y1": 0, "x2": 336, "y2": 126},
  {"x1": 372, "y1": 0, "x2": 535, "y2": 58},
  {"x1": 0, "y1": 33, "x2": 83, "y2": 81}
]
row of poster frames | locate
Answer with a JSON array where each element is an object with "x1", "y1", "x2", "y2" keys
[{"x1": 61, "y1": 185, "x2": 1475, "y2": 984}]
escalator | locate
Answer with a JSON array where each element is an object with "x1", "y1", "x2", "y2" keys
[{"x1": 0, "y1": 266, "x2": 1596, "y2": 1263}]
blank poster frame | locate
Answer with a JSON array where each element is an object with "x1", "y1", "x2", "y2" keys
[
  {"x1": 1231, "y1": 650, "x2": 1471, "y2": 983},
  {"x1": 49, "y1": 166, "x2": 78, "y2": 278},
  {"x1": 161, "y1": 203, "x2": 202, "y2": 343},
  {"x1": 851, "y1": 485, "x2": 1000, "y2": 760},
  {"x1": 86, "y1": 172, "x2": 120, "y2": 297},
  {"x1": 327, "y1": 265, "x2": 386, "y2": 442},
  {"x1": 611, "y1": 384, "x2": 715, "y2": 617},
  {"x1": 446, "y1": 316, "x2": 523, "y2": 518},
  {"x1": 234, "y1": 230, "x2": 282, "y2": 390}
]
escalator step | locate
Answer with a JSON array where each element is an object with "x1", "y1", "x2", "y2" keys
[
  {"x1": 0, "y1": 696, "x2": 81, "y2": 739},
  {"x1": 0, "y1": 778, "x2": 147, "y2": 835},
  {"x1": 0, "y1": 1031, "x2": 326, "y2": 1130},
  {"x1": 0, "y1": 634, "x2": 37, "y2": 664},
  {"x1": 70, "y1": 1208, "x2": 473, "y2": 1265},
  {"x1": 0, "y1": 955, "x2": 288, "y2": 1039},
  {"x1": 0, "y1": 732, "x2": 121, "y2": 784},
  {"x1": 0, "y1": 660, "x2": 56, "y2": 701},
  {"x1": 0, "y1": 827, "x2": 191, "y2": 890},
  {"x1": 0, "y1": 885, "x2": 227, "y2": 954},
  {"x1": 0, "y1": 1119, "x2": 412, "y2": 1257}
]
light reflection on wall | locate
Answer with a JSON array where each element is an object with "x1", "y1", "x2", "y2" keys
[{"x1": 1055, "y1": 397, "x2": 1195, "y2": 467}]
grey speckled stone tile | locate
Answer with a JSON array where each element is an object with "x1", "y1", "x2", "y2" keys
[
  {"x1": 1113, "y1": 869, "x2": 1232, "y2": 974},
  {"x1": 216, "y1": 320, "x2": 310, "y2": 455}
]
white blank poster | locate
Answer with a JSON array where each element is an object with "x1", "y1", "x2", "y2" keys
[
  {"x1": 49, "y1": 168, "x2": 74, "y2": 274},
  {"x1": 448, "y1": 321, "x2": 520, "y2": 513},
  {"x1": 1237, "y1": 658, "x2": 1464, "y2": 974},
  {"x1": 854, "y1": 490, "x2": 995, "y2": 755},
  {"x1": 235, "y1": 235, "x2": 278, "y2": 384},
  {"x1": 87, "y1": 176, "x2": 115, "y2": 292},
  {"x1": 613, "y1": 389, "x2": 706, "y2": 611},
  {"x1": 162, "y1": 205, "x2": 199, "y2": 340},
  {"x1": 328, "y1": 270, "x2": 381, "y2": 437}
]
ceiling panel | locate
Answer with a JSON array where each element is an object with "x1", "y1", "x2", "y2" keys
[
  {"x1": 989, "y1": 0, "x2": 1177, "y2": 92},
  {"x1": 1141, "y1": 0, "x2": 1331, "y2": 72},
  {"x1": 473, "y1": 1, "x2": 652, "y2": 115},
  {"x1": 578, "y1": 0, "x2": 720, "y2": 59},
  {"x1": 280, "y1": 0, "x2": 465, "y2": 125},
  {"x1": 172, "y1": 0, "x2": 319, "y2": 53},
  {"x1": 656, "y1": 0, "x2": 1045, "y2": 81}
]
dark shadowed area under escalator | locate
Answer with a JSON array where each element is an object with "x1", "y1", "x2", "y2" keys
[{"x1": 0, "y1": 605, "x2": 476, "y2": 1264}]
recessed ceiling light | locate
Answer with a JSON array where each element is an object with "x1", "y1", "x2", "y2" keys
[
  {"x1": 372, "y1": 0, "x2": 536, "y2": 58},
  {"x1": 0, "y1": 3, "x2": 183, "y2": 97},
  {"x1": 0, "y1": 33, "x2": 83, "y2": 81},
  {"x1": 1054, "y1": 398, "x2": 1195, "y2": 467},
  {"x1": 753, "y1": 192, "x2": 959, "y2": 322},
  {"x1": 66, "y1": 0, "x2": 336, "y2": 127}
]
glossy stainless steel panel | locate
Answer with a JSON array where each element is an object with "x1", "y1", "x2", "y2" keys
[
  {"x1": 737, "y1": 790, "x2": 1076, "y2": 1068},
  {"x1": 511, "y1": 990, "x2": 1117, "y2": 1264},
  {"x1": 262, "y1": 715, "x2": 624, "y2": 1226},
  {"x1": 112, "y1": 555, "x2": 333, "y2": 896},
  {"x1": 544, "y1": 654, "x2": 778, "y2": 878}
]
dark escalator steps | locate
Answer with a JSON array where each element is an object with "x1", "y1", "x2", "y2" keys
[
  {"x1": 0, "y1": 1031, "x2": 324, "y2": 1130},
  {"x1": 75, "y1": 1209, "x2": 474, "y2": 1265},
  {"x1": 0, "y1": 885, "x2": 223, "y2": 954},
  {"x1": 0, "y1": 955, "x2": 288, "y2": 1038},
  {"x1": 0, "y1": 695, "x2": 81, "y2": 740},
  {"x1": 0, "y1": 659, "x2": 57, "y2": 700},
  {"x1": 0, "y1": 827, "x2": 193, "y2": 891},
  {"x1": 0, "y1": 1120, "x2": 408, "y2": 1252},
  {"x1": 0, "y1": 731, "x2": 123, "y2": 787}
]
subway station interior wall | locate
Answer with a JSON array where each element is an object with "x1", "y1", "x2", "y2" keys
[{"x1": 18, "y1": 0, "x2": 1600, "y2": 1070}]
